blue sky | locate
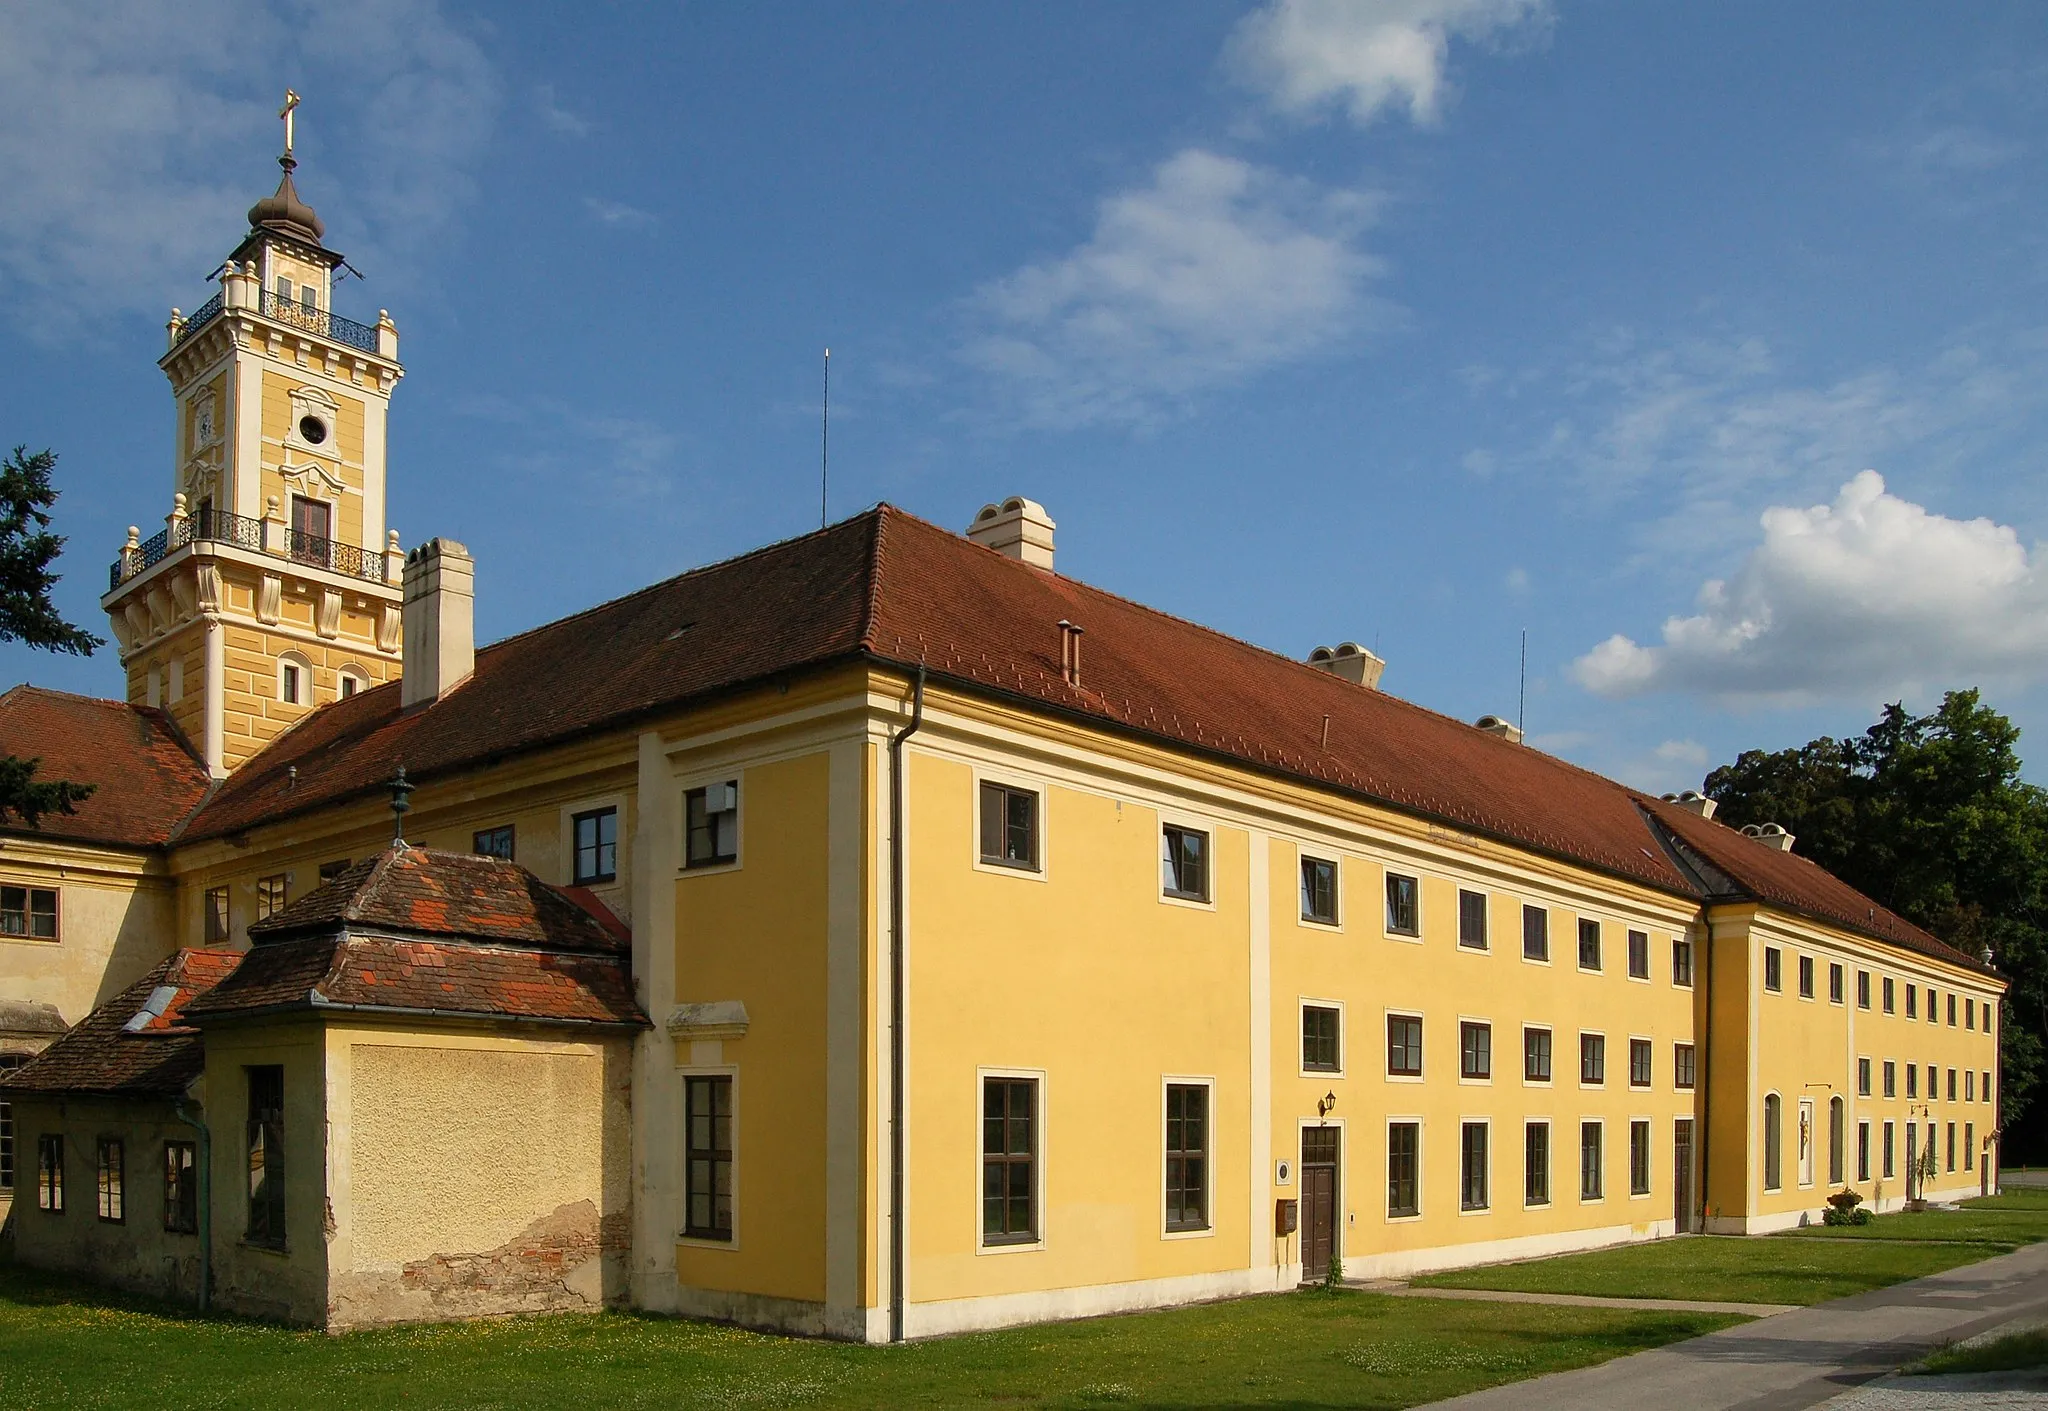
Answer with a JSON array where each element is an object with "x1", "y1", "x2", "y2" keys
[{"x1": 7, "y1": 1, "x2": 2048, "y2": 790}]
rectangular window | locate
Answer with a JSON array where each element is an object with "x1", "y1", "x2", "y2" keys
[
  {"x1": 1906, "y1": 983, "x2": 1917, "y2": 1019},
  {"x1": 1883, "y1": 1060, "x2": 1896, "y2": 1098},
  {"x1": 684, "y1": 1074, "x2": 734, "y2": 1241},
  {"x1": 1460, "y1": 1021, "x2": 1492, "y2": 1080},
  {"x1": 96, "y1": 1138, "x2": 123, "y2": 1223},
  {"x1": 1458, "y1": 889, "x2": 1487, "y2": 949},
  {"x1": 1577, "y1": 918, "x2": 1601, "y2": 971},
  {"x1": 983, "y1": 1077, "x2": 1037, "y2": 1244},
  {"x1": 1160, "y1": 825, "x2": 1208, "y2": 902},
  {"x1": 1928, "y1": 1064, "x2": 1939, "y2": 1100},
  {"x1": 164, "y1": 1140, "x2": 197, "y2": 1234},
  {"x1": 1627, "y1": 929, "x2": 1650, "y2": 979},
  {"x1": 255, "y1": 873, "x2": 287, "y2": 921},
  {"x1": 1966, "y1": 998, "x2": 1975, "y2": 1029},
  {"x1": 0, "y1": 1054, "x2": 22, "y2": 1191},
  {"x1": 1524, "y1": 1121, "x2": 1550, "y2": 1205},
  {"x1": 1946, "y1": 1121, "x2": 1956, "y2": 1172},
  {"x1": 317, "y1": 858, "x2": 350, "y2": 884},
  {"x1": 1523, "y1": 905, "x2": 1549, "y2": 961},
  {"x1": 1384, "y1": 872, "x2": 1420, "y2": 936},
  {"x1": 1907, "y1": 1064, "x2": 1919, "y2": 1099},
  {"x1": 1857, "y1": 970, "x2": 1871, "y2": 1009},
  {"x1": 0, "y1": 886, "x2": 58, "y2": 939},
  {"x1": 1965, "y1": 1122, "x2": 1975, "y2": 1171},
  {"x1": 204, "y1": 885, "x2": 230, "y2": 943},
  {"x1": 1302, "y1": 1005, "x2": 1342, "y2": 1073},
  {"x1": 1300, "y1": 856, "x2": 1338, "y2": 925},
  {"x1": 1798, "y1": 955, "x2": 1814, "y2": 998},
  {"x1": 1858, "y1": 1057, "x2": 1872, "y2": 1098},
  {"x1": 573, "y1": 807, "x2": 619, "y2": 885},
  {"x1": 246, "y1": 1065, "x2": 285, "y2": 1247},
  {"x1": 1164, "y1": 1084, "x2": 1208, "y2": 1232},
  {"x1": 1986, "y1": 1002, "x2": 1995, "y2": 1032},
  {"x1": 1764, "y1": 947, "x2": 1782, "y2": 992},
  {"x1": 1883, "y1": 1120, "x2": 1896, "y2": 1179},
  {"x1": 976, "y1": 781, "x2": 1040, "y2": 874},
  {"x1": 280, "y1": 662, "x2": 301, "y2": 704},
  {"x1": 1387, "y1": 1122, "x2": 1420, "y2": 1217},
  {"x1": 473, "y1": 825, "x2": 515, "y2": 861},
  {"x1": 1524, "y1": 1026, "x2": 1552, "y2": 1083},
  {"x1": 275, "y1": 275, "x2": 293, "y2": 301},
  {"x1": 1948, "y1": 993, "x2": 1957, "y2": 1026},
  {"x1": 1386, "y1": 1014, "x2": 1423, "y2": 1077},
  {"x1": 1948, "y1": 1068, "x2": 1958, "y2": 1102},
  {"x1": 1966, "y1": 1070, "x2": 1975, "y2": 1103},
  {"x1": 1986, "y1": 1071, "x2": 1994, "y2": 1107},
  {"x1": 37, "y1": 1134, "x2": 61, "y2": 1213},
  {"x1": 686, "y1": 780, "x2": 741, "y2": 868},
  {"x1": 1628, "y1": 1038, "x2": 1652, "y2": 1088},
  {"x1": 1829, "y1": 963, "x2": 1845, "y2": 1005},
  {"x1": 1629, "y1": 1120, "x2": 1651, "y2": 1195},
  {"x1": 1580, "y1": 1121, "x2": 1603, "y2": 1200},
  {"x1": 1765, "y1": 1092, "x2": 1782, "y2": 1190},
  {"x1": 1858, "y1": 1122, "x2": 1871, "y2": 1182},
  {"x1": 1460, "y1": 1122, "x2": 1489, "y2": 1211},
  {"x1": 1674, "y1": 1042, "x2": 1697, "y2": 1090},
  {"x1": 1672, "y1": 935, "x2": 1694, "y2": 986},
  {"x1": 1883, "y1": 976, "x2": 1896, "y2": 1014},
  {"x1": 1579, "y1": 1032, "x2": 1605, "y2": 1086}
]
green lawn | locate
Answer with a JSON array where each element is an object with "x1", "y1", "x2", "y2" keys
[
  {"x1": 0, "y1": 1264, "x2": 1739, "y2": 1411},
  {"x1": 1413, "y1": 1233, "x2": 1992, "y2": 1307},
  {"x1": 1781, "y1": 1197, "x2": 2048, "y2": 1248},
  {"x1": 1916, "y1": 1327, "x2": 2048, "y2": 1376}
]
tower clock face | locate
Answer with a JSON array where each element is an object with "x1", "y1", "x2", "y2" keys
[{"x1": 298, "y1": 414, "x2": 328, "y2": 446}]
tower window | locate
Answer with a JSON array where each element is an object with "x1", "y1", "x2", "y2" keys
[
  {"x1": 275, "y1": 276, "x2": 293, "y2": 302},
  {"x1": 297, "y1": 415, "x2": 328, "y2": 446},
  {"x1": 280, "y1": 663, "x2": 302, "y2": 704}
]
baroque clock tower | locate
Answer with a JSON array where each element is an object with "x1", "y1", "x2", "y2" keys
[{"x1": 102, "y1": 94, "x2": 406, "y2": 777}]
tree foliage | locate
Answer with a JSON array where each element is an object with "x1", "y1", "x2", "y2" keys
[
  {"x1": 0, "y1": 445, "x2": 101, "y2": 827},
  {"x1": 1705, "y1": 690, "x2": 2048, "y2": 1149}
]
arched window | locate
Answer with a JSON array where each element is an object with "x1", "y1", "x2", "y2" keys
[
  {"x1": 1763, "y1": 1092, "x2": 1782, "y2": 1191},
  {"x1": 337, "y1": 665, "x2": 370, "y2": 700},
  {"x1": 276, "y1": 652, "x2": 313, "y2": 707},
  {"x1": 1828, "y1": 1096, "x2": 1845, "y2": 1185}
]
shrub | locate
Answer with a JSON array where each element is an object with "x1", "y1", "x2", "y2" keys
[{"x1": 1822, "y1": 1189, "x2": 1865, "y2": 1226}]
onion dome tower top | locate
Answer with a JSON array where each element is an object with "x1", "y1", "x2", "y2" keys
[{"x1": 245, "y1": 90, "x2": 325, "y2": 242}]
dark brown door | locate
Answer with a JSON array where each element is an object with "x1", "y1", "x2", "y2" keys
[
  {"x1": 1301, "y1": 1127, "x2": 1340, "y2": 1283},
  {"x1": 1673, "y1": 1119, "x2": 1694, "y2": 1231},
  {"x1": 291, "y1": 495, "x2": 331, "y2": 565}
]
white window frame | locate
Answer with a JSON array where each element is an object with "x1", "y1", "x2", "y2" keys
[
  {"x1": 1455, "y1": 887, "x2": 1489, "y2": 952},
  {"x1": 1522, "y1": 1116, "x2": 1552, "y2": 1207},
  {"x1": 1458, "y1": 1116, "x2": 1492, "y2": 1217},
  {"x1": 1578, "y1": 1117, "x2": 1606, "y2": 1204},
  {"x1": 1383, "y1": 1007, "x2": 1424, "y2": 1085},
  {"x1": 1381, "y1": 866, "x2": 1424, "y2": 943},
  {"x1": 275, "y1": 650, "x2": 313, "y2": 706},
  {"x1": 971, "y1": 768, "x2": 1049, "y2": 883},
  {"x1": 1161, "y1": 1074, "x2": 1216, "y2": 1241},
  {"x1": 1157, "y1": 813, "x2": 1217, "y2": 912},
  {"x1": 1521, "y1": 1024, "x2": 1554, "y2": 1088},
  {"x1": 1300, "y1": 997, "x2": 1346, "y2": 1080},
  {"x1": 1457, "y1": 1015, "x2": 1495, "y2": 1086},
  {"x1": 1295, "y1": 847, "x2": 1343, "y2": 932},
  {"x1": 1627, "y1": 1116, "x2": 1653, "y2": 1200},
  {"x1": 675, "y1": 1062, "x2": 740, "y2": 1251},
  {"x1": 977, "y1": 1065, "x2": 1048, "y2": 1255},
  {"x1": 1382, "y1": 1115, "x2": 1421, "y2": 1223}
]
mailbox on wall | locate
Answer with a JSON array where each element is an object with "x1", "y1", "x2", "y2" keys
[{"x1": 1275, "y1": 1198, "x2": 1298, "y2": 1237}]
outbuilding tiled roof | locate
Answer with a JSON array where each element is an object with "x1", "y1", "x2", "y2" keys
[
  {"x1": 0, "y1": 948, "x2": 240, "y2": 1098},
  {"x1": 0, "y1": 685, "x2": 210, "y2": 848},
  {"x1": 150, "y1": 505, "x2": 1992, "y2": 976}
]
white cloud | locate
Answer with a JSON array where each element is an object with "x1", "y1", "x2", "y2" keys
[
  {"x1": 0, "y1": 0, "x2": 498, "y2": 336},
  {"x1": 963, "y1": 148, "x2": 1384, "y2": 429},
  {"x1": 583, "y1": 197, "x2": 657, "y2": 230},
  {"x1": 1573, "y1": 471, "x2": 2048, "y2": 705},
  {"x1": 1503, "y1": 565, "x2": 1529, "y2": 594},
  {"x1": 535, "y1": 83, "x2": 591, "y2": 137},
  {"x1": 1227, "y1": 0, "x2": 1548, "y2": 127}
]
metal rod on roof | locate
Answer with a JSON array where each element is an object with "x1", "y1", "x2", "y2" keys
[
  {"x1": 1518, "y1": 628, "x2": 1527, "y2": 740},
  {"x1": 820, "y1": 347, "x2": 830, "y2": 530}
]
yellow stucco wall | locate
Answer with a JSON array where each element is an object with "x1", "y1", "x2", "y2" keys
[
  {"x1": 259, "y1": 368, "x2": 365, "y2": 547},
  {"x1": 0, "y1": 844, "x2": 177, "y2": 1034}
]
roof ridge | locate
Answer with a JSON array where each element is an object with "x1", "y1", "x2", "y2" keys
[
  {"x1": 859, "y1": 506, "x2": 891, "y2": 656},
  {"x1": 2, "y1": 683, "x2": 138, "y2": 710}
]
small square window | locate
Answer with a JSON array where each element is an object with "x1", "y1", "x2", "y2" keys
[
  {"x1": 1577, "y1": 918, "x2": 1601, "y2": 971},
  {"x1": 573, "y1": 807, "x2": 618, "y2": 885},
  {"x1": 1161, "y1": 825, "x2": 1209, "y2": 902},
  {"x1": 686, "y1": 780, "x2": 740, "y2": 868},
  {"x1": 1300, "y1": 856, "x2": 1338, "y2": 925},
  {"x1": 1627, "y1": 929, "x2": 1649, "y2": 980},
  {"x1": 1672, "y1": 935, "x2": 1694, "y2": 987},
  {"x1": 1579, "y1": 1033, "x2": 1605, "y2": 1086},
  {"x1": 1764, "y1": 947, "x2": 1782, "y2": 992},
  {"x1": 1386, "y1": 1014, "x2": 1423, "y2": 1077},
  {"x1": 1384, "y1": 872, "x2": 1419, "y2": 937},
  {"x1": 1460, "y1": 1021, "x2": 1492, "y2": 1080},
  {"x1": 1522, "y1": 905, "x2": 1549, "y2": 961},
  {"x1": 1523, "y1": 1026, "x2": 1552, "y2": 1083},
  {"x1": 980, "y1": 781, "x2": 1039, "y2": 871},
  {"x1": 0, "y1": 887, "x2": 58, "y2": 940},
  {"x1": 1674, "y1": 1042, "x2": 1696, "y2": 1090},
  {"x1": 473, "y1": 825, "x2": 515, "y2": 861},
  {"x1": 1628, "y1": 1038, "x2": 1652, "y2": 1088},
  {"x1": 255, "y1": 874, "x2": 287, "y2": 921},
  {"x1": 1457, "y1": 889, "x2": 1487, "y2": 949},
  {"x1": 1302, "y1": 1005, "x2": 1341, "y2": 1073},
  {"x1": 1798, "y1": 955, "x2": 1814, "y2": 998}
]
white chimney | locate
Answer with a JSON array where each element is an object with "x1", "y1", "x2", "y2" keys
[
  {"x1": 401, "y1": 538, "x2": 475, "y2": 708},
  {"x1": 967, "y1": 497, "x2": 1056, "y2": 569},
  {"x1": 1475, "y1": 714, "x2": 1522, "y2": 744},
  {"x1": 1669, "y1": 790, "x2": 1718, "y2": 820},
  {"x1": 1743, "y1": 822, "x2": 1796, "y2": 852},
  {"x1": 1307, "y1": 642, "x2": 1385, "y2": 690}
]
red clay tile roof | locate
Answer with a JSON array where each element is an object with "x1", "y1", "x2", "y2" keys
[
  {"x1": 245, "y1": 844, "x2": 625, "y2": 953},
  {"x1": 0, "y1": 685, "x2": 210, "y2": 848},
  {"x1": 168, "y1": 505, "x2": 1985, "y2": 974},
  {"x1": 0, "y1": 949, "x2": 240, "y2": 1098}
]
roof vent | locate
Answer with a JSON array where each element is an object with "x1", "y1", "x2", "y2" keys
[
  {"x1": 1670, "y1": 790, "x2": 1717, "y2": 820},
  {"x1": 1742, "y1": 822, "x2": 1796, "y2": 852},
  {"x1": 1307, "y1": 642, "x2": 1385, "y2": 690},
  {"x1": 967, "y1": 497, "x2": 1056, "y2": 570},
  {"x1": 1475, "y1": 714, "x2": 1522, "y2": 744}
]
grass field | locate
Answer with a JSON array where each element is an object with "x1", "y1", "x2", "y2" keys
[
  {"x1": 0, "y1": 1263, "x2": 1739, "y2": 1411},
  {"x1": 1916, "y1": 1327, "x2": 2048, "y2": 1376},
  {"x1": 1781, "y1": 1191, "x2": 2048, "y2": 1248}
]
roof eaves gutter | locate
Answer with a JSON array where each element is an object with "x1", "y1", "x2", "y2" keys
[{"x1": 189, "y1": 998, "x2": 649, "y2": 1030}]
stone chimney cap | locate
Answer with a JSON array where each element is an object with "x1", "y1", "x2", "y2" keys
[
  {"x1": 1475, "y1": 714, "x2": 1522, "y2": 744},
  {"x1": 966, "y1": 497, "x2": 1056, "y2": 570},
  {"x1": 1667, "y1": 790, "x2": 1718, "y2": 820},
  {"x1": 1741, "y1": 821, "x2": 1796, "y2": 851},
  {"x1": 1306, "y1": 642, "x2": 1385, "y2": 690}
]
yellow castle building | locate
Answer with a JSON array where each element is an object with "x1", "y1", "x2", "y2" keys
[{"x1": 0, "y1": 107, "x2": 2006, "y2": 1338}]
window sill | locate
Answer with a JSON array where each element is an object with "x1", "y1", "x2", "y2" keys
[
  {"x1": 1159, "y1": 891, "x2": 1215, "y2": 913},
  {"x1": 1384, "y1": 1072, "x2": 1423, "y2": 1084},
  {"x1": 677, "y1": 1233, "x2": 738, "y2": 1251},
  {"x1": 1301, "y1": 1068, "x2": 1344, "y2": 1080},
  {"x1": 977, "y1": 1237, "x2": 1045, "y2": 1256},
  {"x1": 0, "y1": 934, "x2": 61, "y2": 947},
  {"x1": 238, "y1": 1239, "x2": 290, "y2": 1257},
  {"x1": 1385, "y1": 1211, "x2": 1421, "y2": 1224},
  {"x1": 1385, "y1": 930, "x2": 1422, "y2": 944},
  {"x1": 1458, "y1": 1076, "x2": 1493, "y2": 1086},
  {"x1": 1522, "y1": 953, "x2": 1552, "y2": 967},
  {"x1": 1162, "y1": 1224, "x2": 1214, "y2": 1241},
  {"x1": 1298, "y1": 916, "x2": 1343, "y2": 933},
  {"x1": 1458, "y1": 1205, "x2": 1491, "y2": 1217},
  {"x1": 1523, "y1": 1077, "x2": 1553, "y2": 1088}
]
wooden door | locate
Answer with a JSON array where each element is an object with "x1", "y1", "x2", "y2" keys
[
  {"x1": 291, "y1": 495, "x2": 331, "y2": 565},
  {"x1": 1301, "y1": 1127, "x2": 1340, "y2": 1284},
  {"x1": 1672, "y1": 1119, "x2": 1694, "y2": 1231}
]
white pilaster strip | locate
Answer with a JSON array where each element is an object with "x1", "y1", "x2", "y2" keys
[
  {"x1": 202, "y1": 618, "x2": 225, "y2": 778},
  {"x1": 1248, "y1": 828, "x2": 1272, "y2": 1279},
  {"x1": 631, "y1": 729, "x2": 680, "y2": 1311},
  {"x1": 824, "y1": 733, "x2": 865, "y2": 1319}
]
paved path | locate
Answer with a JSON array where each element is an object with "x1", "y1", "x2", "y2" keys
[
  {"x1": 1353, "y1": 1278, "x2": 1793, "y2": 1317},
  {"x1": 1813, "y1": 1369, "x2": 2048, "y2": 1408},
  {"x1": 1424, "y1": 1239, "x2": 2048, "y2": 1410}
]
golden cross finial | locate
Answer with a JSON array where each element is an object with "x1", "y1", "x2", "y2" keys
[{"x1": 280, "y1": 89, "x2": 301, "y2": 156}]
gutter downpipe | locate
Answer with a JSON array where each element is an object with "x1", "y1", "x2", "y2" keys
[
  {"x1": 888, "y1": 666, "x2": 926, "y2": 1345},
  {"x1": 171, "y1": 1099, "x2": 211, "y2": 1312}
]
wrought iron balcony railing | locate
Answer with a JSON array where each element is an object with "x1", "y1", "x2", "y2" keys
[
  {"x1": 108, "y1": 508, "x2": 385, "y2": 589},
  {"x1": 258, "y1": 290, "x2": 379, "y2": 352},
  {"x1": 170, "y1": 291, "x2": 224, "y2": 349}
]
